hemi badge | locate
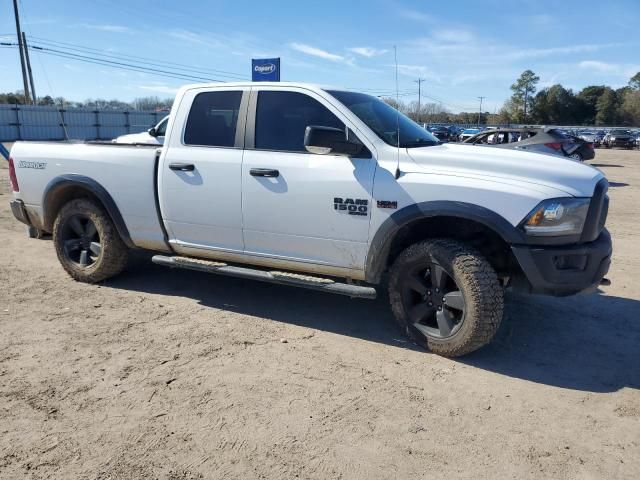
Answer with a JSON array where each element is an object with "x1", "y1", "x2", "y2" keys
[{"x1": 377, "y1": 200, "x2": 398, "y2": 209}]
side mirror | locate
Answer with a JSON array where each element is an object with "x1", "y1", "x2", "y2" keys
[
  {"x1": 148, "y1": 127, "x2": 158, "y2": 137},
  {"x1": 304, "y1": 126, "x2": 362, "y2": 156}
]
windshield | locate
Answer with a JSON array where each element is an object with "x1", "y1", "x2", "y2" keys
[
  {"x1": 326, "y1": 90, "x2": 440, "y2": 148},
  {"x1": 611, "y1": 129, "x2": 629, "y2": 135}
]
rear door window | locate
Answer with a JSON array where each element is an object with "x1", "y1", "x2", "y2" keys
[
  {"x1": 255, "y1": 91, "x2": 344, "y2": 152},
  {"x1": 184, "y1": 91, "x2": 242, "y2": 147}
]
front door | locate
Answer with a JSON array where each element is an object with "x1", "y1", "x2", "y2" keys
[{"x1": 241, "y1": 88, "x2": 376, "y2": 271}]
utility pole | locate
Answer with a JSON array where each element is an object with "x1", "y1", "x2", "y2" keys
[
  {"x1": 414, "y1": 78, "x2": 425, "y2": 124},
  {"x1": 12, "y1": 0, "x2": 31, "y2": 104},
  {"x1": 22, "y1": 32, "x2": 37, "y2": 104},
  {"x1": 477, "y1": 96, "x2": 485, "y2": 126}
]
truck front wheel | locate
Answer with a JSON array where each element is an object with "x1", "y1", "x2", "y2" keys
[
  {"x1": 53, "y1": 198, "x2": 128, "y2": 283},
  {"x1": 388, "y1": 239, "x2": 503, "y2": 357}
]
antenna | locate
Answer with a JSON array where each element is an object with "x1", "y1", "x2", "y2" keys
[{"x1": 394, "y1": 46, "x2": 401, "y2": 180}]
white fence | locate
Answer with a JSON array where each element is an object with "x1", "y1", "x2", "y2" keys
[{"x1": 0, "y1": 104, "x2": 167, "y2": 142}]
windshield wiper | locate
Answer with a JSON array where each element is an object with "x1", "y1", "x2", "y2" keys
[{"x1": 401, "y1": 139, "x2": 440, "y2": 148}]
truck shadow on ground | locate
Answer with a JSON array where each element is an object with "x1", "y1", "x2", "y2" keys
[
  {"x1": 608, "y1": 182, "x2": 630, "y2": 188},
  {"x1": 107, "y1": 253, "x2": 640, "y2": 394},
  {"x1": 463, "y1": 291, "x2": 640, "y2": 393}
]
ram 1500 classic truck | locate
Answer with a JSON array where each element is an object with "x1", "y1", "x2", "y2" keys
[{"x1": 8, "y1": 82, "x2": 612, "y2": 357}]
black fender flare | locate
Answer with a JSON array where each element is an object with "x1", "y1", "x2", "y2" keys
[
  {"x1": 42, "y1": 174, "x2": 135, "y2": 249},
  {"x1": 364, "y1": 201, "x2": 525, "y2": 283}
]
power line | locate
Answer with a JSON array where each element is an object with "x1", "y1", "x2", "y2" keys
[
  {"x1": 28, "y1": 35, "x2": 249, "y2": 80},
  {"x1": 32, "y1": 48, "x2": 221, "y2": 83},
  {"x1": 30, "y1": 44, "x2": 221, "y2": 82},
  {"x1": 4, "y1": 44, "x2": 219, "y2": 85},
  {"x1": 1, "y1": 43, "x2": 234, "y2": 84}
]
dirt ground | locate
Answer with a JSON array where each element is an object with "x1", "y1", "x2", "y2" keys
[{"x1": 0, "y1": 145, "x2": 638, "y2": 479}]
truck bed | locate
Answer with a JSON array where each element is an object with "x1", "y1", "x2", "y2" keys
[{"x1": 10, "y1": 141, "x2": 168, "y2": 251}]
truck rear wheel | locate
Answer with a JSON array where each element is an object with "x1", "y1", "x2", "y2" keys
[
  {"x1": 388, "y1": 239, "x2": 503, "y2": 357},
  {"x1": 53, "y1": 198, "x2": 128, "y2": 283}
]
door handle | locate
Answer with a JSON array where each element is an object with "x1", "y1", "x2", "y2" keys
[
  {"x1": 250, "y1": 168, "x2": 279, "y2": 178},
  {"x1": 169, "y1": 162, "x2": 195, "y2": 172}
]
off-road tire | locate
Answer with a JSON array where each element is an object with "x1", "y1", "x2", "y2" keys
[
  {"x1": 53, "y1": 199, "x2": 128, "y2": 283},
  {"x1": 388, "y1": 239, "x2": 503, "y2": 357}
]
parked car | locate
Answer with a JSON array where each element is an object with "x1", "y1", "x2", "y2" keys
[
  {"x1": 578, "y1": 130, "x2": 601, "y2": 147},
  {"x1": 462, "y1": 127, "x2": 595, "y2": 161},
  {"x1": 8, "y1": 82, "x2": 611, "y2": 357},
  {"x1": 426, "y1": 125, "x2": 452, "y2": 142},
  {"x1": 458, "y1": 128, "x2": 481, "y2": 142},
  {"x1": 602, "y1": 129, "x2": 635, "y2": 149},
  {"x1": 447, "y1": 125, "x2": 462, "y2": 142},
  {"x1": 113, "y1": 115, "x2": 169, "y2": 145}
]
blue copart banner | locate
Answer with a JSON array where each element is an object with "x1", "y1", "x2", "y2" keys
[{"x1": 252, "y1": 58, "x2": 280, "y2": 82}]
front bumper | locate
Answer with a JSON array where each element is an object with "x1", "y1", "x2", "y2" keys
[
  {"x1": 579, "y1": 145, "x2": 596, "y2": 160},
  {"x1": 511, "y1": 229, "x2": 612, "y2": 296},
  {"x1": 609, "y1": 139, "x2": 634, "y2": 148},
  {"x1": 10, "y1": 199, "x2": 32, "y2": 226}
]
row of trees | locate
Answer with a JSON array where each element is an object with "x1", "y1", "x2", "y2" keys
[
  {"x1": 0, "y1": 92, "x2": 173, "y2": 111},
  {"x1": 385, "y1": 71, "x2": 640, "y2": 127},
  {"x1": 501, "y1": 70, "x2": 640, "y2": 126}
]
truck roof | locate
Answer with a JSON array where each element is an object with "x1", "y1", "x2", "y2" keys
[{"x1": 177, "y1": 81, "x2": 353, "y2": 93}]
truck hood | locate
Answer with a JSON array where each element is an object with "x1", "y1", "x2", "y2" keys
[{"x1": 405, "y1": 143, "x2": 604, "y2": 197}]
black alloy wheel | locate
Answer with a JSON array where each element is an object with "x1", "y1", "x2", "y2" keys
[
  {"x1": 53, "y1": 198, "x2": 128, "y2": 283},
  {"x1": 60, "y1": 214, "x2": 102, "y2": 268},
  {"x1": 388, "y1": 239, "x2": 504, "y2": 357},
  {"x1": 399, "y1": 260, "x2": 466, "y2": 339}
]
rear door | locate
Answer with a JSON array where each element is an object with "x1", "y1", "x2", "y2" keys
[
  {"x1": 240, "y1": 87, "x2": 376, "y2": 271},
  {"x1": 159, "y1": 87, "x2": 249, "y2": 254}
]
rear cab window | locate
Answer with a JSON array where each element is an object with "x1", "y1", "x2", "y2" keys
[{"x1": 184, "y1": 91, "x2": 243, "y2": 147}]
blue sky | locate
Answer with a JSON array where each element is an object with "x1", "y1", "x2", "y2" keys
[{"x1": 1, "y1": 0, "x2": 638, "y2": 112}]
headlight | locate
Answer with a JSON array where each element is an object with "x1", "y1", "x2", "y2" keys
[{"x1": 522, "y1": 198, "x2": 590, "y2": 236}]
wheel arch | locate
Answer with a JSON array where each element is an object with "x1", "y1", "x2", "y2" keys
[
  {"x1": 42, "y1": 174, "x2": 135, "y2": 248},
  {"x1": 365, "y1": 201, "x2": 525, "y2": 284}
]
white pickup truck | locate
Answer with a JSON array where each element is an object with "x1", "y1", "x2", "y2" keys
[{"x1": 8, "y1": 82, "x2": 611, "y2": 357}]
